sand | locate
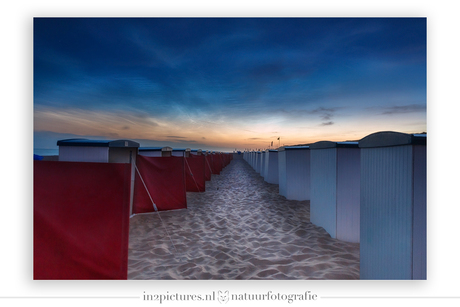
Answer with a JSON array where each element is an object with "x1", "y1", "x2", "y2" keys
[{"x1": 128, "y1": 155, "x2": 360, "y2": 280}]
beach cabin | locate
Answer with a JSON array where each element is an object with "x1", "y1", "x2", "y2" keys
[
  {"x1": 247, "y1": 151, "x2": 251, "y2": 167},
  {"x1": 185, "y1": 149, "x2": 206, "y2": 192},
  {"x1": 58, "y1": 139, "x2": 140, "y2": 163},
  {"x1": 278, "y1": 146, "x2": 310, "y2": 201},
  {"x1": 203, "y1": 150, "x2": 213, "y2": 181},
  {"x1": 138, "y1": 146, "x2": 173, "y2": 157},
  {"x1": 251, "y1": 151, "x2": 257, "y2": 171},
  {"x1": 256, "y1": 151, "x2": 264, "y2": 174},
  {"x1": 133, "y1": 145, "x2": 188, "y2": 213},
  {"x1": 264, "y1": 149, "x2": 279, "y2": 184},
  {"x1": 57, "y1": 138, "x2": 140, "y2": 215},
  {"x1": 309, "y1": 141, "x2": 360, "y2": 243},
  {"x1": 244, "y1": 151, "x2": 250, "y2": 163},
  {"x1": 259, "y1": 151, "x2": 266, "y2": 177},
  {"x1": 35, "y1": 139, "x2": 138, "y2": 279},
  {"x1": 172, "y1": 148, "x2": 191, "y2": 157},
  {"x1": 359, "y1": 131, "x2": 426, "y2": 279},
  {"x1": 210, "y1": 151, "x2": 222, "y2": 174}
]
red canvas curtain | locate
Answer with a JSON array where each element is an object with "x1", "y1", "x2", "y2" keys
[
  {"x1": 34, "y1": 161, "x2": 131, "y2": 280},
  {"x1": 185, "y1": 154, "x2": 206, "y2": 192},
  {"x1": 204, "y1": 154, "x2": 212, "y2": 181},
  {"x1": 133, "y1": 155, "x2": 187, "y2": 214},
  {"x1": 228, "y1": 153, "x2": 234, "y2": 165},
  {"x1": 211, "y1": 153, "x2": 222, "y2": 174},
  {"x1": 222, "y1": 153, "x2": 232, "y2": 167}
]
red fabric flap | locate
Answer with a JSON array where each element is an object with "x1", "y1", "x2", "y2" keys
[
  {"x1": 34, "y1": 161, "x2": 131, "y2": 280},
  {"x1": 204, "y1": 155, "x2": 212, "y2": 181},
  {"x1": 185, "y1": 154, "x2": 206, "y2": 192},
  {"x1": 133, "y1": 155, "x2": 187, "y2": 213}
]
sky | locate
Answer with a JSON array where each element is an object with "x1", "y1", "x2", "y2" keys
[{"x1": 33, "y1": 17, "x2": 426, "y2": 154}]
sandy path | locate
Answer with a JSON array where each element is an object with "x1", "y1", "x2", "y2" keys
[{"x1": 128, "y1": 156, "x2": 360, "y2": 279}]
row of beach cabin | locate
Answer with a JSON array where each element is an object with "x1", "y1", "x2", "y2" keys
[
  {"x1": 34, "y1": 139, "x2": 233, "y2": 280},
  {"x1": 243, "y1": 131, "x2": 426, "y2": 280}
]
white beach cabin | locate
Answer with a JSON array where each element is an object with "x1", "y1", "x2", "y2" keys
[
  {"x1": 263, "y1": 149, "x2": 279, "y2": 184},
  {"x1": 254, "y1": 151, "x2": 262, "y2": 174},
  {"x1": 138, "y1": 146, "x2": 173, "y2": 157},
  {"x1": 250, "y1": 151, "x2": 256, "y2": 169},
  {"x1": 58, "y1": 139, "x2": 139, "y2": 163},
  {"x1": 278, "y1": 146, "x2": 310, "y2": 201},
  {"x1": 259, "y1": 151, "x2": 267, "y2": 177},
  {"x1": 57, "y1": 138, "x2": 140, "y2": 215},
  {"x1": 251, "y1": 151, "x2": 257, "y2": 171},
  {"x1": 359, "y1": 131, "x2": 426, "y2": 279},
  {"x1": 309, "y1": 141, "x2": 360, "y2": 243},
  {"x1": 172, "y1": 148, "x2": 191, "y2": 157}
]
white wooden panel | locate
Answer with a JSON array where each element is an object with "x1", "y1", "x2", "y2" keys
[
  {"x1": 284, "y1": 149, "x2": 310, "y2": 201},
  {"x1": 336, "y1": 148, "x2": 361, "y2": 243},
  {"x1": 264, "y1": 151, "x2": 279, "y2": 184},
  {"x1": 310, "y1": 148, "x2": 337, "y2": 237},
  {"x1": 360, "y1": 145, "x2": 413, "y2": 279},
  {"x1": 59, "y1": 146, "x2": 109, "y2": 162},
  {"x1": 278, "y1": 151, "x2": 287, "y2": 197},
  {"x1": 412, "y1": 145, "x2": 427, "y2": 279}
]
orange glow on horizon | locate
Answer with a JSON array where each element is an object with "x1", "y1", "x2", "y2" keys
[{"x1": 34, "y1": 106, "x2": 426, "y2": 151}]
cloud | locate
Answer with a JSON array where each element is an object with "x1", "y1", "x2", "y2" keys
[
  {"x1": 166, "y1": 136, "x2": 187, "y2": 139},
  {"x1": 309, "y1": 107, "x2": 338, "y2": 118},
  {"x1": 34, "y1": 106, "x2": 162, "y2": 139},
  {"x1": 379, "y1": 104, "x2": 426, "y2": 115},
  {"x1": 178, "y1": 140, "x2": 198, "y2": 143},
  {"x1": 307, "y1": 107, "x2": 340, "y2": 125}
]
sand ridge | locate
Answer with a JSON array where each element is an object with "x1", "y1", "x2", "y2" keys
[{"x1": 128, "y1": 156, "x2": 360, "y2": 279}]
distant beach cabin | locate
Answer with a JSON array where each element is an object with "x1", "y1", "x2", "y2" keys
[
  {"x1": 172, "y1": 148, "x2": 191, "y2": 157},
  {"x1": 246, "y1": 151, "x2": 251, "y2": 167},
  {"x1": 260, "y1": 151, "x2": 267, "y2": 177},
  {"x1": 250, "y1": 151, "x2": 256, "y2": 169},
  {"x1": 138, "y1": 146, "x2": 173, "y2": 157},
  {"x1": 250, "y1": 152, "x2": 256, "y2": 170},
  {"x1": 264, "y1": 149, "x2": 279, "y2": 185},
  {"x1": 256, "y1": 151, "x2": 263, "y2": 174},
  {"x1": 278, "y1": 146, "x2": 310, "y2": 201},
  {"x1": 186, "y1": 149, "x2": 206, "y2": 192},
  {"x1": 309, "y1": 141, "x2": 360, "y2": 243},
  {"x1": 210, "y1": 151, "x2": 222, "y2": 174},
  {"x1": 359, "y1": 131, "x2": 426, "y2": 280},
  {"x1": 203, "y1": 150, "x2": 213, "y2": 181}
]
